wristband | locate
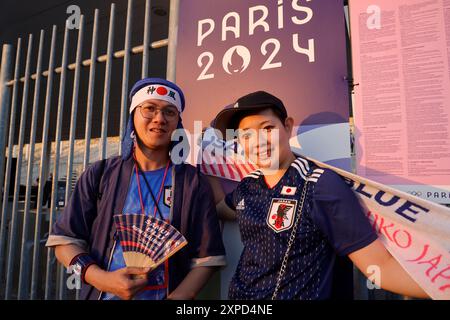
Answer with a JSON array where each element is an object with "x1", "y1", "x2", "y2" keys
[{"x1": 70, "y1": 253, "x2": 97, "y2": 285}]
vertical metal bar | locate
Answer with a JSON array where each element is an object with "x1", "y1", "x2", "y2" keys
[
  {"x1": 166, "y1": 0, "x2": 180, "y2": 81},
  {"x1": 118, "y1": 0, "x2": 133, "y2": 156},
  {"x1": 142, "y1": 0, "x2": 151, "y2": 78},
  {"x1": 78, "y1": 10, "x2": 99, "y2": 301},
  {"x1": 0, "y1": 38, "x2": 22, "y2": 281},
  {"x1": 0, "y1": 44, "x2": 14, "y2": 221},
  {"x1": 58, "y1": 14, "x2": 85, "y2": 300},
  {"x1": 100, "y1": 4, "x2": 115, "y2": 160},
  {"x1": 30, "y1": 25, "x2": 57, "y2": 300},
  {"x1": 4, "y1": 34, "x2": 33, "y2": 300},
  {"x1": 83, "y1": 10, "x2": 99, "y2": 171},
  {"x1": 17, "y1": 29, "x2": 45, "y2": 300},
  {"x1": 45, "y1": 23, "x2": 69, "y2": 300}
]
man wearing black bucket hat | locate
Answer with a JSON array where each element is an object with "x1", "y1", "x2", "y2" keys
[
  {"x1": 46, "y1": 78, "x2": 226, "y2": 300},
  {"x1": 210, "y1": 90, "x2": 428, "y2": 300}
]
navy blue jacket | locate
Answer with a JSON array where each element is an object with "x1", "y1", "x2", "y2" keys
[{"x1": 47, "y1": 156, "x2": 226, "y2": 300}]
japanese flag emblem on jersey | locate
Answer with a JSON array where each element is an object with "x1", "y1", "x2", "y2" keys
[
  {"x1": 266, "y1": 199, "x2": 298, "y2": 233},
  {"x1": 281, "y1": 186, "x2": 297, "y2": 195},
  {"x1": 164, "y1": 186, "x2": 172, "y2": 207}
]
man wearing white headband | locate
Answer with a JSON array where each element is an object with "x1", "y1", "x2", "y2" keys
[{"x1": 47, "y1": 78, "x2": 226, "y2": 300}]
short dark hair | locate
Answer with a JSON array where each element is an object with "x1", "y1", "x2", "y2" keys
[{"x1": 228, "y1": 106, "x2": 287, "y2": 131}]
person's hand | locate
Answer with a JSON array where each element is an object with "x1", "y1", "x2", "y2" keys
[
  {"x1": 166, "y1": 291, "x2": 195, "y2": 300},
  {"x1": 87, "y1": 266, "x2": 150, "y2": 300}
]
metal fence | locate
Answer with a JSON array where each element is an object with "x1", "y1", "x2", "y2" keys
[{"x1": 0, "y1": 0, "x2": 180, "y2": 300}]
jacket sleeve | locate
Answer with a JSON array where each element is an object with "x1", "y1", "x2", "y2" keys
[
  {"x1": 189, "y1": 172, "x2": 227, "y2": 268},
  {"x1": 45, "y1": 162, "x2": 102, "y2": 250}
]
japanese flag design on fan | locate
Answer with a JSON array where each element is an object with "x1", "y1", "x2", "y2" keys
[{"x1": 114, "y1": 214, "x2": 187, "y2": 269}]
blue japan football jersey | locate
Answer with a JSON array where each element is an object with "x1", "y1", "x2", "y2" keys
[
  {"x1": 225, "y1": 156, "x2": 378, "y2": 300},
  {"x1": 102, "y1": 165, "x2": 173, "y2": 300}
]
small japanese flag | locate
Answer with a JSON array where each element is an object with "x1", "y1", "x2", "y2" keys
[{"x1": 281, "y1": 186, "x2": 297, "y2": 195}]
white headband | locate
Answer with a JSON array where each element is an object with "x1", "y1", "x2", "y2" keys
[{"x1": 130, "y1": 84, "x2": 183, "y2": 114}]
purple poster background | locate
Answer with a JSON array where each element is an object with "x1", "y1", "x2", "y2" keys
[{"x1": 176, "y1": 0, "x2": 350, "y2": 132}]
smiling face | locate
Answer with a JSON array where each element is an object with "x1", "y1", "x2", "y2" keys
[
  {"x1": 133, "y1": 99, "x2": 180, "y2": 152},
  {"x1": 236, "y1": 108, "x2": 294, "y2": 169}
]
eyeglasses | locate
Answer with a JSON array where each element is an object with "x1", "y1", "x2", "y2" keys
[{"x1": 138, "y1": 104, "x2": 179, "y2": 121}]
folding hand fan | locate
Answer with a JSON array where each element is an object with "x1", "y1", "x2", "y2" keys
[{"x1": 113, "y1": 214, "x2": 187, "y2": 269}]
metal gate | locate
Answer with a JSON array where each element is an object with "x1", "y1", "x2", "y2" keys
[{"x1": 0, "y1": 0, "x2": 180, "y2": 300}]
